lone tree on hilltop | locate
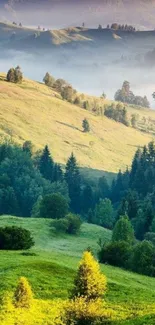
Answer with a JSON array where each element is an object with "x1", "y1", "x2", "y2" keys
[{"x1": 82, "y1": 118, "x2": 90, "y2": 133}]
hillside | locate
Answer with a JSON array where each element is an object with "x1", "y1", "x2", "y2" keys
[
  {"x1": 0, "y1": 216, "x2": 155, "y2": 325},
  {"x1": 0, "y1": 74, "x2": 153, "y2": 175}
]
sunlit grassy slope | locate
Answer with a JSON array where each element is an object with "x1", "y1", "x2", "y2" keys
[
  {"x1": 0, "y1": 216, "x2": 155, "y2": 325},
  {"x1": 0, "y1": 74, "x2": 153, "y2": 175}
]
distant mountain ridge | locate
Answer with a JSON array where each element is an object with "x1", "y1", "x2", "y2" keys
[{"x1": 1, "y1": 0, "x2": 155, "y2": 30}]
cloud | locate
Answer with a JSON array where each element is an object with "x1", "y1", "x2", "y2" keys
[{"x1": 5, "y1": 0, "x2": 17, "y2": 17}]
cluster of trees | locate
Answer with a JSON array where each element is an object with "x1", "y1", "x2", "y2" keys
[
  {"x1": 0, "y1": 141, "x2": 99, "y2": 222},
  {"x1": 104, "y1": 103, "x2": 129, "y2": 126},
  {"x1": 115, "y1": 81, "x2": 150, "y2": 108},
  {"x1": 99, "y1": 216, "x2": 155, "y2": 277},
  {"x1": 109, "y1": 23, "x2": 136, "y2": 31},
  {"x1": 6, "y1": 66, "x2": 23, "y2": 84},
  {"x1": 111, "y1": 142, "x2": 155, "y2": 240},
  {"x1": 43, "y1": 72, "x2": 76, "y2": 102}
]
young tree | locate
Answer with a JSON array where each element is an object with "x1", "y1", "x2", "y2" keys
[
  {"x1": 82, "y1": 118, "x2": 90, "y2": 133},
  {"x1": 95, "y1": 198, "x2": 114, "y2": 229},
  {"x1": 112, "y1": 215, "x2": 135, "y2": 245},
  {"x1": 72, "y1": 251, "x2": 107, "y2": 300},
  {"x1": 14, "y1": 277, "x2": 33, "y2": 308},
  {"x1": 65, "y1": 153, "x2": 81, "y2": 213}
]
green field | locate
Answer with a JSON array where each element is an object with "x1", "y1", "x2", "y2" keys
[{"x1": 0, "y1": 216, "x2": 155, "y2": 324}]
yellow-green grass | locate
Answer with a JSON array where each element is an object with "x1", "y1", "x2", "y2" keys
[
  {"x1": 0, "y1": 216, "x2": 155, "y2": 304},
  {"x1": 0, "y1": 74, "x2": 153, "y2": 175},
  {"x1": 0, "y1": 216, "x2": 155, "y2": 324}
]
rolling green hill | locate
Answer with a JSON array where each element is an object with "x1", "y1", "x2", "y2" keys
[
  {"x1": 0, "y1": 216, "x2": 155, "y2": 325},
  {"x1": 0, "y1": 74, "x2": 153, "y2": 177}
]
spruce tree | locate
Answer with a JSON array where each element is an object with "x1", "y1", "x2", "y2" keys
[
  {"x1": 82, "y1": 118, "x2": 90, "y2": 132},
  {"x1": 81, "y1": 185, "x2": 93, "y2": 214},
  {"x1": 65, "y1": 153, "x2": 81, "y2": 213},
  {"x1": 39, "y1": 145, "x2": 54, "y2": 182}
]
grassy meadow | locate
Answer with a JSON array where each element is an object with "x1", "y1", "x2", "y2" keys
[
  {"x1": 0, "y1": 216, "x2": 155, "y2": 324},
  {"x1": 0, "y1": 74, "x2": 153, "y2": 177}
]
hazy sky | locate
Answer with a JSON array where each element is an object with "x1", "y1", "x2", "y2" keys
[{"x1": 1, "y1": 1, "x2": 155, "y2": 29}]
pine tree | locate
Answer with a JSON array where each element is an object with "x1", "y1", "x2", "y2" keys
[
  {"x1": 81, "y1": 185, "x2": 93, "y2": 214},
  {"x1": 82, "y1": 118, "x2": 90, "y2": 132},
  {"x1": 14, "y1": 277, "x2": 33, "y2": 308},
  {"x1": 72, "y1": 251, "x2": 107, "y2": 300},
  {"x1": 65, "y1": 153, "x2": 81, "y2": 213},
  {"x1": 98, "y1": 176, "x2": 109, "y2": 199},
  {"x1": 39, "y1": 145, "x2": 54, "y2": 182},
  {"x1": 53, "y1": 163, "x2": 63, "y2": 182}
]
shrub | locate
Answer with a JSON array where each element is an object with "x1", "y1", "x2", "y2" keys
[
  {"x1": 63, "y1": 297, "x2": 111, "y2": 325},
  {"x1": 53, "y1": 213, "x2": 82, "y2": 235},
  {"x1": 14, "y1": 277, "x2": 33, "y2": 308},
  {"x1": 72, "y1": 251, "x2": 107, "y2": 300},
  {"x1": 52, "y1": 218, "x2": 69, "y2": 233},
  {"x1": 130, "y1": 240, "x2": 155, "y2": 276},
  {"x1": 66, "y1": 213, "x2": 82, "y2": 235},
  {"x1": 98, "y1": 241, "x2": 131, "y2": 268},
  {"x1": 39, "y1": 193, "x2": 69, "y2": 219},
  {"x1": 0, "y1": 226, "x2": 34, "y2": 250}
]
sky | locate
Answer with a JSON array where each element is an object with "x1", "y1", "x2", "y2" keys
[{"x1": 1, "y1": 1, "x2": 155, "y2": 29}]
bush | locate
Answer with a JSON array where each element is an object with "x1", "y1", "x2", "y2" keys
[
  {"x1": 52, "y1": 213, "x2": 82, "y2": 235},
  {"x1": 39, "y1": 193, "x2": 69, "y2": 219},
  {"x1": 14, "y1": 277, "x2": 33, "y2": 308},
  {"x1": 98, "y1": 241, "x2": 131, "y2": 268},
  {"x1": 0, "y1": 226, "x2": 34, "y2": 250},
  {"x1": 130, "y1": 240, "x2": 155, "y2": 276},
  {"x1": 63, "y1": 297, "x2": 111, "y2": 325},
  {"x1": 52, "y1": 218, "x2": 69, "y2": 233},
  {"x1": 66, "y1": 213, "x2": 82, "y2": 234}
]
